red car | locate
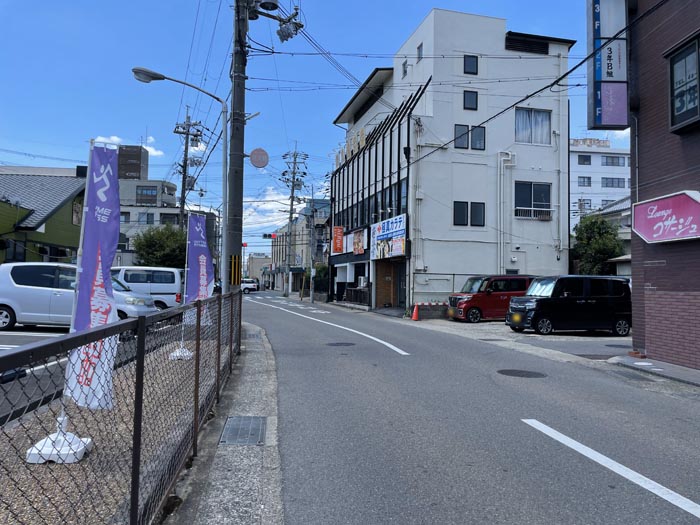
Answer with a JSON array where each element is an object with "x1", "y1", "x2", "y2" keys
[{"x1": 447, "y1": 275, "x2": 535, "y2": 323}]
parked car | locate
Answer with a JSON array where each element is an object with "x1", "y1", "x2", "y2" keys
[
  {"x1": 0, "y1": 262, "x2": 158, "y2": 331},
  {"x1": 241, "y1": 278, "x2": 258, "y2": 294},
  {"x1": 505, "y1": 275, "x2": 632, "y2": 336},
  {"x1": 447, "y1": 274, "x2": 536, "y2": 323},
  {"x1": 110, "y1": 266, "x2": 184, "y2": 309}
]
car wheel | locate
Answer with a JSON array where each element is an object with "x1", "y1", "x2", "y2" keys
[
  {"x1": 118, "y1": 311, "x2": 128, "y2": 320},
  {"x1": 613, "y1": 318, "x2": 631, "y2": 337},
  {"x1": 155, "y1": 302, "x2": 168, "y2": 311},
  {"x1": 466, "y1": 308, "x2": 481, "y2": 323},
  {"x1": 243, "y1": 288, "x2": 250, "y2": 294},
  {"x1": 0, "y1": 306, "x2": 17, "y2": 331},
  {"x1": 510, "y1": 326, "x2": 525, "y2": 333},
  {"x1": 534, "y1": 316, "x2": 553, "y2": 335}
]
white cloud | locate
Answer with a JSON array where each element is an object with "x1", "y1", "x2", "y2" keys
[
  {"x1": 144, "y1": 145, "x2": 165, "y2": 157},
  {"x1": 610, "y1": 129, "x2": 631, "y2": 142},
  {"x1": 147, "y1": 136, "x2": 156, "y2": 144},
  {"x1": 190, "y1": 141, "x2": 207, "y2": 153},
  {"x1": 243, "y1": 186, "x2": 293, "y2": 233},
  {"x1": 95, "y1": 135, "x2": 123, "y2": 144}
]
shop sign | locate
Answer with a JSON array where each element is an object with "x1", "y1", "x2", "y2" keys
[
  {"x1": 633, "y1": 191, "x2": 700, "y2": 243},
  {"x1": 332, "y1": 226, "x2": 344, "y2": 254},
  {"x1": 370, "y1": 214, "x2": 406, "y2": 260},
  {"x1": 353, "y1": 231, "x2": 364, "y2": 255}
]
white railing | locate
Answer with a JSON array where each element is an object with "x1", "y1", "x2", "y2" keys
[{"x1": 514, "y1": 207, "x2": 554, "y2": 220}]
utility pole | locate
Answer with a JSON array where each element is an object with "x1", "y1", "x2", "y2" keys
[
  {"x1": 309, "y1": 185, "x2": 316, "y2": 304},
  {"x1": 174, "y1": 109, "x2": 202, "y2": 231},
  {"x1": 227, "y1": 0, "x2": 303, "y2": 290},
  {"x1": 281, "y1": 149, "x2": 307, "y2": 297}
]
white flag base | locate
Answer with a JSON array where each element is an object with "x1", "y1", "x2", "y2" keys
[
  {"x1": 26, "y1": 416, "x2": 93, "y2": 464},
  {"x1": 169, "y1": 346, "x2": 193, "y2": 360}
]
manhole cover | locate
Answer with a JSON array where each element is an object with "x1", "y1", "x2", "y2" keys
[
  {"x1": 606, "y1": 344, "x2": 632, "y2": 349},
  {"x1": 220, "y1": 416, "x2": 267, "y2": 446},
  {"x1": 497, "y1": 369, "x2": 547, "y2": 378},
  {"x1": 327, "y1": 342, "x2": 356, "y2": 347},
  {"x1": 576, "y1": 354, "x2": 617, "y2": 360}
]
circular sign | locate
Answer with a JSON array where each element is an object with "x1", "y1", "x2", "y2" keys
[{"x1": 249, "y1": 148, "x2": 269, "y2": 168}]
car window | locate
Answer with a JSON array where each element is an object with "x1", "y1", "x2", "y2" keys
[
  {"x1": 10, "y1": 265, "x2": 55, "y2": 288},
  {"x1": 57, "y1": 267, "x2": 76, "y2": 290},
  {"x1": 152, "y1": 270, "x2": 175, "y2": 284},
  {"x1": 611, "y1": 280, "x2": 629, "y2": 297},
  {"x1": 490, "y1": 279, "x2": 508, "y2": 292},
  {"x1": 527, "y1": 278, "x2": 556, "y2": 297},
  {"x1": 124, "y1": 270, "x2": 150, "y2": 283},
  {"x1": 556, "y1": 278, "x2": 584, "y2": 298},
  {"x1": 509, "y1": 279, "x2": 528, "y2": 292},
  {"x1": 589, "y1": 279, "x2": 610, "y2": 297},
  {"x1": 112, "y1": 278, "x2": 129, "y2": 292},
  {"x1": 460, "y1": 277, "x2": 484, "y2": 293},
  {"x1": 111, "y1": 269, "x2": 120, "y2": 279}
]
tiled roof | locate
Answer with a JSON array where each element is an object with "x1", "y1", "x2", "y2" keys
[
  {"x1": 0, "y1": 174, "x2": 85, "y2": 228},
  {"x1": 595, "y1": 195, "x2": 631, "y2": 216}
]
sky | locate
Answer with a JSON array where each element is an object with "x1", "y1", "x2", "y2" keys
[{"x1": 0, "y1": 1, "x2": 630, "y2": 254}]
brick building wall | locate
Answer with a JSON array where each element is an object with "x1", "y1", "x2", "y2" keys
[{"x1": 630, "y1": 1, "x2": 700, "y2": 365}]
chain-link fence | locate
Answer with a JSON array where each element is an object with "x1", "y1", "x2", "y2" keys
[{"x1": 0, "y1": 291, "x2": 242, "y2": 525}]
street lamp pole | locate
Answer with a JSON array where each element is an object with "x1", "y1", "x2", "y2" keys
[{"x1": 131, "y1": 67, "x2": 229, "y2": 292}]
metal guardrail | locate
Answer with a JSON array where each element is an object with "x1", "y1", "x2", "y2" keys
[{"x1": 0, "y1": 291, "x2": 242, "y2": 525}]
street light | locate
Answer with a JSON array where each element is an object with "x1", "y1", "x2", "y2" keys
[{"x1": 131, "y1": 66, "x2": 231, "y2": 293}]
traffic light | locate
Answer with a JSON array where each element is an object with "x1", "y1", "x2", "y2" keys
[{"x1": 263, "y1": 233, "x2": 277, "y2": 239}]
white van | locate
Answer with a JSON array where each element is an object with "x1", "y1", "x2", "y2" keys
[{"x1": 111, "y1": 266, "x2": 184, "y2": 309}]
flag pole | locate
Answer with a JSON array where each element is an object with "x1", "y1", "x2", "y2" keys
[{"x1": 26, "y1": 140, "x2": 98, "y2": 464}]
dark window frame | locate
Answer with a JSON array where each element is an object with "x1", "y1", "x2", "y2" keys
[
  {"x1": 471, "y1": 126, "x2": 486, "y2": 150},
  {"x1": 454, "y1": 124, "x2": 469, "y2": 149},
  {"x1": 464, "y1": 55, "x2": 478, "y2": 75},
  {"x1": 577, "y1": 154, "x2": 591, "y2": 165},
  {"x1": 470, "y1": 202, "x2": 485, "y2": 227},
  {"x1": 578, "y1": 176, "x2": 591, "y2": 187},
  {"x1": 463, "y1": 90, "x2": 478, "y2": 111},
  {"x1": 669, "y1": 39, "x2": 699, "y2": 130},
  {"x1": 417, "y1": 43, "x2": 423, "y2": 62},
  {"x1": 453, "y1": 201, "x2": 469, "y2": 226}
]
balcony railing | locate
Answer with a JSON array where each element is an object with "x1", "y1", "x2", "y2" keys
[{"x1": 514, "y1": 207, "x2": 554, "y2": 220}]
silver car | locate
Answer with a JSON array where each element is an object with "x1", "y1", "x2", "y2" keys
[{"x1": 0, "y1": 262, "x2": 158, "y2": 330}]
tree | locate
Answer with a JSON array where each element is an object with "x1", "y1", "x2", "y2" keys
[
  {"x1": 132, "y1": 224, "x2": 186, "y2": 268},
  {"x1": 572, "y1": 215, "x2": 623, "y2": 275}
]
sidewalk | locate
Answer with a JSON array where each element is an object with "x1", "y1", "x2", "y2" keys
[
  {"x1": 164, "y1": 322, "x2": 283, "y2": 525},
  {"x1": 611, "y1": 354, "x2": 700, "y2": 388}
]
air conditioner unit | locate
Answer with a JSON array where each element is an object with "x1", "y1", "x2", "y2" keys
[{"x1": 357, "y1": 276, "x2": 367, "y2": 288}]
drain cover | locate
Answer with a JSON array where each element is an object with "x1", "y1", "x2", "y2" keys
[
  {"x1": 497, "y1": 369, "x2": 547, "y2": 378},
  {"x1": 220, "y1": 416, "x2": 267, "y2": 446},
  {"x1": 327, "y1": 342, "x2": 356, "y2": 347}
]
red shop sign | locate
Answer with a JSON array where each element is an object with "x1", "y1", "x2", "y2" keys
[{"x1": 632, "y1": 191, "x2": 700, "y2": 243}]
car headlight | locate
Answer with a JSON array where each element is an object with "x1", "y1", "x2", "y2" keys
[
  {"x1": 522, "y1": 300, "x2": 538, "y2": 309},
  {"x1": 459, "y1": 295, "x2": 473, "y2": 303},
  {"x1": 125, "y1": 297, "x2": 146, "y2": 305}
]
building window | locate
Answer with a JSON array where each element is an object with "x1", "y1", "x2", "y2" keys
[
  {"x1": 601, "y1": 155, "x2": 625, "y2": 167},
  {"x1": 136, "y1": 185, "x2": 158, "y2": 206},
  {"x1": 463, "y1": 90, "x2": 478, "y2": 110},
  {"x1": 161, "y1": 214, "x2": 179, "y2": 225},
  {"x1": 120, "y1": 212, "x2": 130, "y2": 223},
  {"x1": 470, "y1": 202, "x2": 485, "y2": 227},
  {"x1": 402, "y1": 60, "x2": 408, "y2": 78},
  {"x1": 602, "y1": 177, "x2": 625, "y2": 188},
  {"x1": 601, "y1": 199, "x2": 615, "y2": 207},
  {"x1": 138, "y1": 212, "x2": 154, "y2": 225},
  {"x1": 454, "y1": 201, "x2": 469, "y2": 226},
  {"x1": 464, "y1": 55, "x2": 478, "y2": 75},
  {"x1": 578, "y1": 176, "x2": 591, "y2": 187},
  {"x1": 471, "y1": 126, "x2": 485, "y2": 150},
  {"x1": 578, "y1": 154, "x2": 591, "y2": 165},
  {"x1": 454, "y1": 125, "x2": 469, "y2": 149},
  {"x1": 515, "y1": 108, "x2": 551, "y2": 145},
  {"x1": 514, "y1": 181, "x2": 551, "y2": 219},
  {"x1": 670, "y1": 40, "x2": 699, "y2": 128},
  {"x1": 628, "y1": 178, "x2": 631, "y2": 188},
  {"x1": 417, "y1": 43, "x2": 423, "y2": 62}
]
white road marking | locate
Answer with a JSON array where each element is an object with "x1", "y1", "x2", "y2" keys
[
  {"x1": 523, "y1": 419, "x2": 700, "y2": 518},
  {"x1": 0, "y1": 345, "x2": 18, "y2": 350},
  {"x1": 246, "y1": 298, "x2": 409, "y2": 356}
]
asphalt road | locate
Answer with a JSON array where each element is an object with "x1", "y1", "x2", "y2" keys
[{"x1": 243, "y1": 292, "x2": 700, "y2": 524}]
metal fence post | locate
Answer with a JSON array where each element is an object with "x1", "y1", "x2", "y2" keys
[
  {"x1": 228, "y1": 293, "x2": 234, "y2": 372},
  {"x1": 130, "y1": 316, "x2": 147, "y2": 525},
  {"x1": 193, "y1": 301, "x2": 201, "y2": 458},
  {"x1": 216, "y1": 294, "x2": 222, "y2": 404}
]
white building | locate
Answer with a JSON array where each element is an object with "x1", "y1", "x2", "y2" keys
[
  {"x1": 329, "y1": 9, "x2": 573, "y2": 309},
  {"x1": 569, "y1": 138, "x2": 631, "y2": 232}
]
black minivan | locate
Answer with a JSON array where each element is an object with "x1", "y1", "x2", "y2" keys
[{"x1": 505, "y1": 275, "x2": 632, "y2": 336}]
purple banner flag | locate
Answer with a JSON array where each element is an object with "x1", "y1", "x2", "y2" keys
[
  {"x1": 185, "y1": 214, "x2": 214, "y2": 303},
  {"x1": 65, "y1": 145, "x2": 120, "y2": 409}
]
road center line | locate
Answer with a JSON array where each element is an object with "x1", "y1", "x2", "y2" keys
[
  {"x1": 522, "y1": 418, "x2": 700, "y2": 518},
  {"x1": 246, "y1": 298, "x2": 409, "y2": 356}
]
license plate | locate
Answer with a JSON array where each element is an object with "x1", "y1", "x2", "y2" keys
[
  {"x1": 511, "y1": 313, "x2": 522, "y2": 323},
  {"x1": 447, "y1": 307, "x2": 456, "y2": 317}
]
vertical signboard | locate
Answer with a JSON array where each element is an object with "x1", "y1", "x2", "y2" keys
[
  {"x1": 587, "y1": 0, "x2": 629, "y2": 129},
  {"x1": 332, "y1": 226, "x2": 344, "y2": 254}
]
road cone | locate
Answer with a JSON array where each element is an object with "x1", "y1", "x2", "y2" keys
[{"x1": 411, "y1": 304, "x2": 419, "y2": 321}]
